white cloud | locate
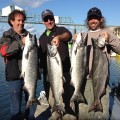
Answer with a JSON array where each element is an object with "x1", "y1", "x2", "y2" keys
[{"x1": 12, "y1": 0, "x2": 51, "y2": 8}]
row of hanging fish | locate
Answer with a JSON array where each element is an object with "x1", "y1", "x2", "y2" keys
[
  {"x1": 45, "y1": 32, "x2": 108, "y2": 114},
  {"x1": 21, "y1": 33, "x2": 108, "y2": 112},
  {"x1": 70, "y1": 33, "x2": 108, "y2": 113}
]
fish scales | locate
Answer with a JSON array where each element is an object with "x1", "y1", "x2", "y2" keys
[
  {"x1": 21, "y1": 33, "x2": 40, "y2": 109},
  {"x1": 88, "y1": 38, "x2": 108, "y2": 113},
  {"x1": 70, "y1": 33, "x2": 87, "y2": 104},
  {"x1": 47, "y1": 44, "x2": 65, "y2": 113}
]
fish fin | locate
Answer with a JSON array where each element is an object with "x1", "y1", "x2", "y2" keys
[
  {"x1": 62, "y1": 76, "x2": 66, "y2": 83},
  {"x1": 56, "y1": 104, "x2": 66, "y2": 114},
  {"x1": 70, "y1": 101, "x2": 75, "y2": 112},
  {"x1": 70, "y1": 67, "x2": 72, "y2": 72},
  {"x1": 25, "y1": 51, "x2": 29, "y2": 59},
  {"x1": 70, "y1": 81, "x2": 74, "y2": 87},
  {"x1": 20, "y1": 73, "x2": 23, "y2": 78},
  {"x1": 96, "y1": 101, "x2": 103, "y2": 112},
  {"x1": 70, "y1": 93, "x2": 86, "y2": 103},
  {"x1": 74, "y1": 49, "x2": 77, "y2": 55},
  {"x1": 20, "y1": 72, "x2": 25, "y2": 79},
  {"x1": 88, "y1": 102, "x2": 95, "y2": 113},
  {"x1": 88, "y1": 101, "x2": 103, "y2": 113},
  {"x1": 55, "y1": 57, "x2": 59, "y2": 65},
  {"x1": 23, "y1": 85, "x2": 28, "y2": 91},
  {"x1": 52, "y1": 103, "x2": 65, "y2": 114},
  {"x1": 26, "y1": 98, "x2": 41, "y2": 109},
  {"x1": 34, "y1": 98, "x2": 41, "y2": 105},
  {"x1": 52, "y1": 103, "x2": 56, "y2": 113},
  {"x1": 24, "y1": 47, "x2": 29, "y2": 59},
  {"x1": 100, "y1": 87, "x2": 106, "y2": 98},
  {"x1": 26, "y1": 101, "x2": 33, "y2": 109}
]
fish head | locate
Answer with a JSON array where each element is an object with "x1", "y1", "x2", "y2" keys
[
  {"x1": 47, "y1": 44, "x2": 57, "y2": 57},
  {"x1": 25, "y1": 33, "x2": 35, "y2": 50},
  {"x1": 72, "y1": 33, "x2": 85, "y2": 55},
  {"x1": 98, "y1": 37, "x2": 106, "y2": 48},
  {"x1": 75, "y1": 33, "x2": 84, "y2": 49},
  {"x1": 91, "y1": 38, "x2": 99, "y2": 47},
  {"x1": 92, "y1": 38, "x2": 107, "y2": 52},
  {"x1": 92, "y1": 37, "x2": 106, "y2": 49},
  {"x1": 76, "y1": 33, "x2": 82, "y2": 45}
]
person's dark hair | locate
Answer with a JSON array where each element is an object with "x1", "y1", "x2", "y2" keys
[
  {"x1": 84, "y1": 7, "x2": 106, "y2": 29},
  {"x1": 8, "y1": 9, "x2": 26, "y2": 27}
]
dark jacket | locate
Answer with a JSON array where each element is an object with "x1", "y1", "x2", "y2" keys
[
  {"x1": 39, "y1": 25, "x2": 72, "y2": 76},
  {"x1": 0, "y1": 28, "x2": 29, "y2": 81}
]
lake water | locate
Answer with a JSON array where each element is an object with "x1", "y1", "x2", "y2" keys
[
  {"x1": 0, "y1": 56, "x2": 120, "y2": 120},
  {"x1": 109, "y1": 56, "x2": 120, "y2": 88},
  {"x1": 0, "y1": 56, "x2": 44, "y2": 120}
]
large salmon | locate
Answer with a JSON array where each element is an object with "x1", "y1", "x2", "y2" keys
[
  {"x1": 88, "y1": 38, "x2": 108, "y2": 113},
  {"x1": 21, "y1": 33, "x2": 40, "y2": 109},
  {"x1": 47, "y1": 44, "x2": 65, "y2": 113},
  {"x1": 70, "y1": 33, "x2": 87, "y2": 104}
]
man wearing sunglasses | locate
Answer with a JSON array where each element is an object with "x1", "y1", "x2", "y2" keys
[{"x1": 38, "y1": 10, "x2": 77, "y2": 119}]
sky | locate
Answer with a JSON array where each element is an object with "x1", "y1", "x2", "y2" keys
[{"x1": 0, "y1": 0, "x2": 120, "y2": 38}]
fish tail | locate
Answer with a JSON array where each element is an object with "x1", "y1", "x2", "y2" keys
[
  {"x1": 88, "y1": 100, "x2": 103, "y2": 113},
  {"x1": 70, "y1": 93, "x2": 86, "y2": 112},
  {"x1": 52, "y1": 103, "x2": 66, "y2": 114},
  {"x1": 70, "y1": 93, "x2": 86, "y2": 103},
  {"x1": 56, "y1": 104, "x2": 66, "y2": 114},
  {"x1": 96, "y1": 101, "x2": 103, "y2": 112},
  {"x1": 88, "y1": 102, "x2": 94, "y2": 113}
]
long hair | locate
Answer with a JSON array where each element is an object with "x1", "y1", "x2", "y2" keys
[{"x1": 84, "y1": 16, "x2": 107, "y2": 30}]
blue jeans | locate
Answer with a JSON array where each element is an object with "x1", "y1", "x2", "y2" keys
[{"x1": 8, "y1": 80, "x2": 36, "y2": 120}]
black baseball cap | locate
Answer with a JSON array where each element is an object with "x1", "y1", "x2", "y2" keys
[
  {"x1": 87, "y1": 7, "x2": 102, "y2": 20},
  {"x1": 41, "y1": 9, "x2": 54, "y2": 20}
]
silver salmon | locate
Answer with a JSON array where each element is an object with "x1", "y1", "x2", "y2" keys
[
  {"x1": 21, "y1": 33, "x2": 40, "y2": 109},
  {"x1": 47, "y1": 44, "x2": 65, "y2": 113},
  {"x1": 88, "y1": 38, "x2": 108, "y2": 113},
  {"x1": 70, "y1": 33, "x2": 87, "y2": 104}
]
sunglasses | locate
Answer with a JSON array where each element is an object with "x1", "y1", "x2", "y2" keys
[{"x1": 43, "y1": 16, "x2": 54, "y2": 22}]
